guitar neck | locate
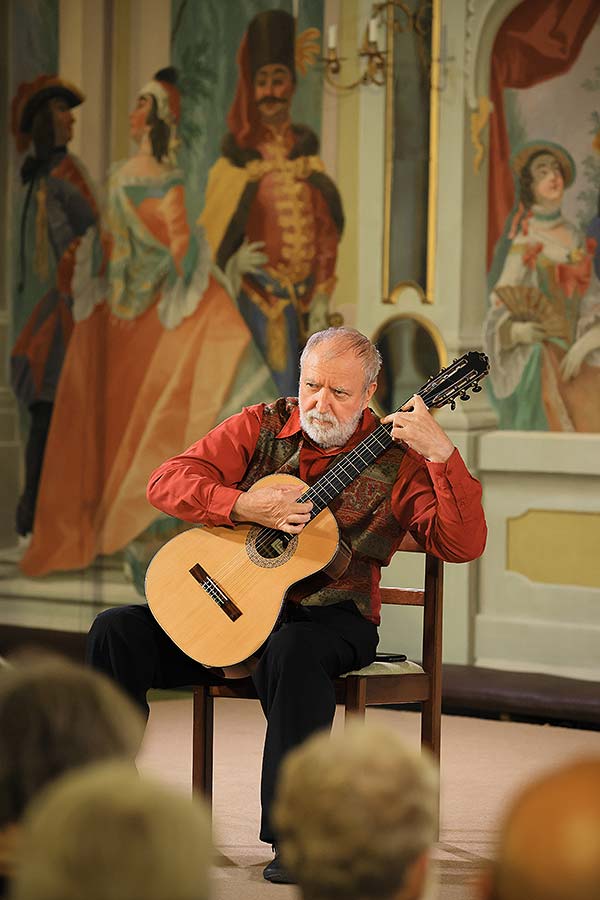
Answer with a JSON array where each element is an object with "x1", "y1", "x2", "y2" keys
[
  {"x1": 296, "y1": 350, "x2": 489, "y2": 520},
  {"x1": 301, "y1": 421, "x2": 395, "y2": 519}
]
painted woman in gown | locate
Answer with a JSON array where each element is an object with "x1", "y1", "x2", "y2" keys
[
  {"x1": 21, "y1": 69, "x2": 276, "y2": 577},
  {"x1": 484, "y1": 141, "x2": 600, "y2": 432}
]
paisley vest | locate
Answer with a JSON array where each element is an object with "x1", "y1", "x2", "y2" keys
[{"x1": 238, "y1": 397, "x2": 407, "y2": 622}]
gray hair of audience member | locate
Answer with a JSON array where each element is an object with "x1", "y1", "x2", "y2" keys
[
  {"x1": 0, "y1": 655, "x2": 144, "y2": 828},
  {"x1": 11, "y1": 761, "x2": 213, "y2": 900},
  {"x1": 273, "y1": 722, "x2": 438, "y2": 900},
  {"x1": 300, "y1": 327, "x2": 383, "y2": 391},
  {"x1": 482, "y1": 757, "x2": 600, "y2": 900}
]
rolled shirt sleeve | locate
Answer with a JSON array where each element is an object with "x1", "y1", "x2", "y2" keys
[
  {"x1": 146, "y1": 404, "x2": 264, "y2": 527},
  {"x1": 392, "y1": 447, "x2": 487, "y2": 562}
]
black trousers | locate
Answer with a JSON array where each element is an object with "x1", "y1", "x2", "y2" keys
[{"x1": 86, "y1": 599, "x2": 378, "y2": 843}]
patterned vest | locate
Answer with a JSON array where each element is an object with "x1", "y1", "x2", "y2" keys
[{"x1": 238, "y1": 398, "x2": 407, "y2": 621}]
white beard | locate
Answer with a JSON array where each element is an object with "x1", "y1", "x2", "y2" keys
[{"x1": 299, "y1": 407, "x2": 363, "y2": 449}]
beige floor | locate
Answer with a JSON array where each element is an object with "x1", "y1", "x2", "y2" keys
[{"x1": 137, "y1": 697, "x2": 600, "y2": 900}]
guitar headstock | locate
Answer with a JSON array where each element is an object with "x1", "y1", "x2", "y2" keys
[{"x1": 415, "y1": 351, "x2": 490, "y2": 411}]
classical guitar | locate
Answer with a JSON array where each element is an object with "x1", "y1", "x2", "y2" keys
[{"x1": 145, "y1": 351, "x2": 489, "y2": 670}]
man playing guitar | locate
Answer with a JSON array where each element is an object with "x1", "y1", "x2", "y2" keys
[{"x1": 87, "y1": 327, "x2": 487, "y2": 884}]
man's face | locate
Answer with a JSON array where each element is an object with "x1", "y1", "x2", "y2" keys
[
  {"x1": 50, "y1": 97, "x2": 75, "y2": 146},
  {"x1": 531, "y1": 153, "x2": 564, "y2": 206},
  {"x1": 299, "y1": 342, "x2": 377, "y2": 449},
  {"x1": 253, "y1": 64, "x2": 294, "y2": 126}
]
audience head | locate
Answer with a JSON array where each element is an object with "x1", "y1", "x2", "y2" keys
[
  {"x1": 482, "y1": 758, "x2": 600, "y2": 900},
  {"x1": 11, "y1": 761, "x2": 213, "y2": 900},
  {"x1": 0, "y1": 654, "x2": 144, "y2": 829},
  {"x1": 273, "y1": 722, "x2": 438, "y2": 900}
]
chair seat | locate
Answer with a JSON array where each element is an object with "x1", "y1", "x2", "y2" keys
[{"x1": 341, "y1": 659, "x2": 424, "y2": 677}]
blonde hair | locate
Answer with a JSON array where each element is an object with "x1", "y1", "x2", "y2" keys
[
  {"x1": 0, "y1": 655, "x2": 144, "y2": 827},
  {"x1": 12, "y1": 761, "x2": 212, "y2": 900},
  {"x1": 301, "y1": 327, "x2": 382, "y2": 390},
  {"x1": 273, "y1": 722, "x2": 438, "y2": 900}
]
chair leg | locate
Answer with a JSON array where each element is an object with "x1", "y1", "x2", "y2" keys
[
  {"x1": 420, "y1": 697, "x2": 441, "y2": 763},
  {"x1": 421, "y1": 697, "x2": 441, "y2": 840},
  {"x1": 192, "y1": 687, "x2": 214, "y2": 806},
  {"x1": 343, "y1": 676, "x2": 367, "y2": 721}
]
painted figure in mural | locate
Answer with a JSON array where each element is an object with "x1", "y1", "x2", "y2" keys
[
  {"x1": 200, "y1": 8, "x2": 344, "y2": 396},
  {"x1": 10, "y1": 76, "x2": 101, "y2": 541},
  {"x1": 484, "y1": 140, "x2": 600, "y2": 432},
  {"x1": 20, "y1": 68, "x2": 275, "y2": 579}
]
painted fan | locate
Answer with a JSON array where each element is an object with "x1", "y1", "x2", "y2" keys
[{"x1": 494, "y1": 285, "x2": 569, "y2": 341}]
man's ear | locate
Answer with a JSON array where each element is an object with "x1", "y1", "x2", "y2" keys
[{"x1": 364, "y1": 381, "x2": 377, "y2": 407}]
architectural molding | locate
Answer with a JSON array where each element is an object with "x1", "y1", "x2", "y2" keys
[{"x1": 464, "y1": 0, "x2": 521, "y2": 111}]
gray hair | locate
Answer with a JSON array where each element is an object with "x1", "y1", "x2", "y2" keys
[
  {"x1": 300, "y1": 327, "x2": 382, "y2": 390},
  {"x1": 274, "y1": 722, "x2": 438, "y2": 900},
  {"x1": 12, "y1": 761, "x2": 213, "y2": 900}
]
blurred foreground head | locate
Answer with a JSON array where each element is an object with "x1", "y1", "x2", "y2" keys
[
  {"x1": 12, "y1": 761, "x2": 212, "y2": 900},
  {"x1": 274, "y1": 722, "x2": 438, "y2": 900},
  {"x1": 482, "y1": 758, "x2": 600, "y2": 900},
  {"x1": 0, "y1": 654, "x2": 144, "y2": 827}
]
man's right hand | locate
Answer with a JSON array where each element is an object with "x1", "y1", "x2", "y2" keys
[{"x1": 231, "y1": 485, "x2": 313, "y2": 533}]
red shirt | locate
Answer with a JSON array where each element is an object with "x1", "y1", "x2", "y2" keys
[{"x1": 147, "y1": 403, "x2": 487, "y2": 569}]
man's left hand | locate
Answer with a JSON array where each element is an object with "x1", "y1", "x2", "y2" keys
[{"x1": 382, "y1": 395, "x2": 454, "y2": 463}]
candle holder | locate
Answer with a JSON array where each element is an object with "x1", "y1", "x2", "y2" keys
[
  {"x1": 322, "y1": 0, "x2": 431, "y2": 92},
  {"x1": 323, "y1": 37, "x2": 386, "y2": 91}
]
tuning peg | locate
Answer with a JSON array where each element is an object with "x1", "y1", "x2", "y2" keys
[
  {"x1": 450, "y1": 400, "x2": 456, "y2": 411},
  {"x1": 460, "y1": 392, "x2": 470, "y2": 401},
  {"x1": 472, "y1": 384, "x2": 482, "y2": 393}
]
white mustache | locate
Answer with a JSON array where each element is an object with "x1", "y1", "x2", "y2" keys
[{"x1": 307, "y1": 413, "x2": 337, "y2": 426}]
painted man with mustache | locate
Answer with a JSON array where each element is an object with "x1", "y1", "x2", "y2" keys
[
  {"x1": 200, "y1": 8, "x2": 344, "y2": 396},
  {"x1": 88, "y1": 327, "x2": 487, "y2": 884}
]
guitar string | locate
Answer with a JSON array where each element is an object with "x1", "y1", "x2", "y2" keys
[
  {"x1": 204, "y1": 426, "x2": 396, "y2": 595},
  {"x1": 198, "y1": 363, "x2": 484, "y2": 595},
  {"x1": 169, "y1": 360, "x2": 486, "y2": 623},
  {"x1": 201, "y1": 368, "x2": 482, "y2": 595}
]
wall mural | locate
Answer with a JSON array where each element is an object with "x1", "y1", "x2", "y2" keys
[
  {"x1": 484, "y1": 0, "x2": 600, "y2": 433},
  {"x1": 6, "y1": 0, "x2": 344, "y2": 590}
]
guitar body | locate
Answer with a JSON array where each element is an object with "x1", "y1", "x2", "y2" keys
[{"x1": 145, "y1": 474, "x2": 344, "y2": 668}]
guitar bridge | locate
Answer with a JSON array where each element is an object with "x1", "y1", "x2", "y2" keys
[{"x1": 189, "y1": 563, "x2": 242, "y2": 622}]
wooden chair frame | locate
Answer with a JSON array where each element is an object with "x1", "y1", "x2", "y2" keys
[{"x1": 191, "y1": 542, "x2": 444, "y2": 804}]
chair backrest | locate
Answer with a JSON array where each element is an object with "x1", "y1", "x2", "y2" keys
[{"x1": 380, "y1": 537, "x2": 444, "y2": 677}]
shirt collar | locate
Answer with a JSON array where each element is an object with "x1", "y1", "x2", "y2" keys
[{"x1": 277, "y1": 406, "x2": 379, "y2": 455}]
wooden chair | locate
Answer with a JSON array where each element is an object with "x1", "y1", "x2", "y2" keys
[{"x1": 191, "y1": 533, "x2": 444, "y2": 803}]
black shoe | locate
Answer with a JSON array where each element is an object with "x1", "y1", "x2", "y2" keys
[{"x1": 263, "y1": 847, "x2": 296, "y2": 884}]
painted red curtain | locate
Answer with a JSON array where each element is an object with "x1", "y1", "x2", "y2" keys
[{"x1": 487, "y1": 0, "x2": 600, "y2": 268}]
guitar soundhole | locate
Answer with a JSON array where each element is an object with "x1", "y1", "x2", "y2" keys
[{"x1": 246, "y1": 527, "x2": 298, "y2": 568}]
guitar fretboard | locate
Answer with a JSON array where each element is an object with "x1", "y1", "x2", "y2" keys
[
  {"x1": 300, "y1": 423, "x2": 394, "y2": 519},
  {"x1": 295, "y1": 350, "x2": 489, "y2": 520}
]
